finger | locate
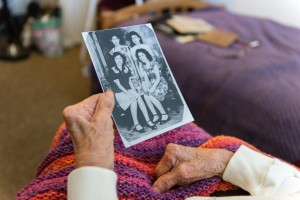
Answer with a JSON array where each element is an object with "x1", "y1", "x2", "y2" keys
[
  {"x1": 155, "y1": 144, "x2": 196, "y2": 178},
  {"x1": 79, "y1": 94, "x2": 101, "y2": 107},
  {"x1": 153, "y1": 171, "x2": 178, "y2": 193},
  {"x1": 155, "y1": 155, "x2": 175, "y2": 178},
  {"x1": 62, "y1": 95, "x2": 98, "y2": 135},
  {"x1": 155, "y1": 144, "x2": 179, "y2": 177},
  {"x1": 63, "y1": 94, "x2": 99, "y2": 122},
  {"x1": 92, "y1": 90, "x2": 115, "y2": 122}
]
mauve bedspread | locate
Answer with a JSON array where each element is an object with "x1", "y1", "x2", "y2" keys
[{"x1": 92, "y1": 9, "x2": 300, "y2": 162}]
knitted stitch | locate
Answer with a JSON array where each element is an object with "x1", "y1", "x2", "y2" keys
[{"x1": 17, "y1": 122, "x2": 260, "y2": 200}]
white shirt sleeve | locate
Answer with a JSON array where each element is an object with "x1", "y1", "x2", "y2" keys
[
  {"x1": 68, "y1": 166, "x2": 118, "y2": 200},
  {"x1": 186, "y1": 145, "x2": 300, "y2": 200}
]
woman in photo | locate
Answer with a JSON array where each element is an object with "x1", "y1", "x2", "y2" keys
[
  {"x1": 109, "y1": 52, "x2": 157, "y2": 133},
  {"x1": 127, "y1": 31, "x2": 155, "y2": 69},
  {"x1": 109, "y1": 34, "x2": 132, "y2": 63},
  {"x1": 136, "y1": 49, "x2": 169, "y2": 125},
  {"x1": 108, "y1": 34, "x2": 144, "y2": 95}
]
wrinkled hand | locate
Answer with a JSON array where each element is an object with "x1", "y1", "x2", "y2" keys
[
  {"x1": 63, "y1": 91, "x2": 115, "y2": 170},
  {"x1": 153, "y1": 143, "x2": 234, "y2": 193}
]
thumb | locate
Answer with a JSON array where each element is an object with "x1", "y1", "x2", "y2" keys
[
  {"x1": 153, "y1": 171, "x2": 178, "y2": 193},
  {"x1": 92, "y1": 90, "x2": 115, "y2": 122}
]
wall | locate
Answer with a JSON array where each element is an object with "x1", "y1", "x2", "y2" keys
[
  {"x1": 59, "y1": 0, "x2": 91, "y2": 47},
  {"x1": 204, "y1": 0, "x2": 300, "y2": 29}
]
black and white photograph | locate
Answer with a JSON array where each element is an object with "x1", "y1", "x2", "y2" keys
[{"x1": 82, "y1": 24, "x2": 193, "y2": 147}]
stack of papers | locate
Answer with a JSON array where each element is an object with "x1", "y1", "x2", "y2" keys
[
  {"x1": 165, "y1": 15, "x2": 237, "y2": 47},
  {"x1": 166, "y1": 15, "x2": 215, "y2": 34}
]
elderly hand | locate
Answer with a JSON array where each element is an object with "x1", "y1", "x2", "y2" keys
[
  {"x1": 153, "y1": 143, "x2": 234, "y2": 193},
  {"x1": 63, "y1": 91, "x2": 115, "y2": 170}
]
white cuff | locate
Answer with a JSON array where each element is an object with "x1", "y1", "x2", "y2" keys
[
  {"x1": 223, "y1": 145, "x2": 274, "y2": 195},
  {"x1": 68, "y1": 166, "x2": 118, "y2": 200}
]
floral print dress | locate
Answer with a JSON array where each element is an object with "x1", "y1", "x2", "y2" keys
[{"x1": 141, "y1": 61, "x2": 168, "y2": 101}]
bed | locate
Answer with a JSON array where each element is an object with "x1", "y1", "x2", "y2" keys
[{"x1": 91, "y1": 0, "x2": 300, "y2": 163}]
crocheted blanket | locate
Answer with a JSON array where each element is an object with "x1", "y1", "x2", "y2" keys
[{"x1": 17, "y1": 122, "x2": 258, "y2": 200}]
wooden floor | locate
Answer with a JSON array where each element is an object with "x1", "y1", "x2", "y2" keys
[{"x1": 0, "y1": 47, "x2": 90, "y2": 200}]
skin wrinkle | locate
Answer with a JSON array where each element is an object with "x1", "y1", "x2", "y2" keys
[
  {"x1": 177, "y1": 163, "x2": 193, "y2": 185},
  {"x1": 83, "y1": 104, "x2": 94, "y2": 120},
  {"x1": 153, "y1": 144, "x2": 233, "y2": 193},
  {"x1": 159, "y1": 172, "x2": 176, "y2": 188},
  {"x1": 63, "y1": 91, "x2": 115, "y2": 170}
]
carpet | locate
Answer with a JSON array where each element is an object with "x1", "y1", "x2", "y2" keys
[{"x1": 0, "y1": 47, "x2": 90, "y2": 200}]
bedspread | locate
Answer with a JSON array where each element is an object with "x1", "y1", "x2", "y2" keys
[{"x1": 109, "y1": 9, "x2": 300, "y2": 163}]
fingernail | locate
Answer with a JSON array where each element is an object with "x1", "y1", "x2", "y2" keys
[
  {"x1": 105, "y1": 90, "x2": 114, "y2": 98},
  {"x1": 152, "y1": 186, "x2": 160, "y2": 193}
]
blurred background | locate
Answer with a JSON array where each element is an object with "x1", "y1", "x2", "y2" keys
[
  {"x1": 0, "y1": 0, "x2": 299, "y2": 199},
  {"x1": 0, "y1": 0, "x2": 92, "y2": 199},
  {"x1": 204, "y1": 0, "x2": 300, "y2": 29}
]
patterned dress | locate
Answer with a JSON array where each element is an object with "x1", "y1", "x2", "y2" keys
[{"x1": 141, "y1": 61, "x2": 168, "y2": 101}]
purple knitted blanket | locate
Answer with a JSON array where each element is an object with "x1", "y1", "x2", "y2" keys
[{"x1": 17, "y1": 122, "x2": 259, "y2": 199}]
